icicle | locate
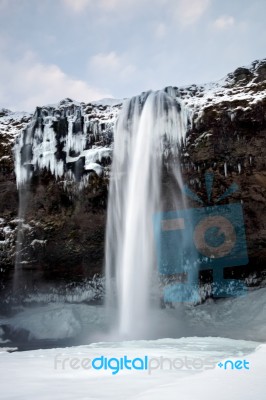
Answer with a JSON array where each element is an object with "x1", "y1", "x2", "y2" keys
[{"x1": 224, "y1": 162, "x2": 228, "y2": 177}]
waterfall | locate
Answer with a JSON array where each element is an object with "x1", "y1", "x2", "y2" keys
[
  {"x1": 105, "y1": 89, "x2": 188, "y2": 338},
  {"x1": 13, "y1": 124, "x2": 33, "y2": 293}
]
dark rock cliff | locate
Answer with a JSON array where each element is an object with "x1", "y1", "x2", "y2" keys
[{"x1": 0, "y1": 59, "x2": 266, "y2": 296}]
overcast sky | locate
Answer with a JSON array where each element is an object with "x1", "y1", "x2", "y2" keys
[{"x1": 0, "y1": 0, "x2": 265, "y2": 111}]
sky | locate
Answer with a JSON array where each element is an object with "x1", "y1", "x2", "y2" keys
[{"x1": 0, "y1": 0, "x2": 265, "y2": 111}]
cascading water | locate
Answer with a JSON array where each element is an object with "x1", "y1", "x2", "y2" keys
[
  {"x1": 13, "y1": 124, "x2": 34, "y2": 293},
  {"x1": 105, "y1": 88, "x2": 189, "y2": 338}
]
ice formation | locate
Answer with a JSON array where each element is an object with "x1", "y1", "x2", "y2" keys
[{"x1": 14, "y1": 99, "x2": 122, "y2": 188}]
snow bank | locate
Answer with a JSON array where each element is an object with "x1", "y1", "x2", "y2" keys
[
  {"x1": 0, "y1": 337, "x2": 264, "y2": 400},
  {"x1": 187, "y1": 287, "x2": 266, "y2": 341},
  {"x1": 9, "y1": 307, "x2": 82, "y2": 340},
  {"x1": 3, "y1": 287, "x2": 266, "y2": 343}
]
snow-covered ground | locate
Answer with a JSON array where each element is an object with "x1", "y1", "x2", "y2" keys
[
  {"x1": 0, "y1": 287, "x2": 266, "y2": 398},
  {"x1": 0, "y1": 337, "x2": 264, "y2": 399}
]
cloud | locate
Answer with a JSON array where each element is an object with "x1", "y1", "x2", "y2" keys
[
  {"x1": 99, "y1": 0, "x2": 123, "y2": 10},
  {"x1": 61, "y1": 0, "x2": 126, "y2": 13},
  {"x1": 62, "y1": 0, "x2": 146, "y2": 14},
  {"x1": 0, "y1": 51, "x2": 111, "y2": 111},
  {"x1": 62, "y1": 0, "x2": 210, "y2": 20},
  {"x1": 90, "y1": 52, "x2": 121, "y2": 70},
  {"x1": 154, "y1": 22, "x2": 167, "y2": 39},
  {"x1": 61, "y1": 0, "x2": 91, "y2": 13},
  {"x1": 0, "y1": 34, "x2": 9, "y2": 50},
  {"x1": 173, "y1": 0, "x2": 211, "y2": 26},
  {"x1": 213, "y1": 15, "x2": 235, "y2": 30},
  {"x1": 0, "y1": 0, "x2": 8, "y2": 10},
  {"x1": 89, "y1": 51, "x2": 136, "y2": 80}
]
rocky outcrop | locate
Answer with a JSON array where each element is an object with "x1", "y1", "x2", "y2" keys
[
  {"x1": 0, "y1": 99, "x2": 122, "y2": 296},
  {"x1": 181, "y1": 59, "x2": 266, "y2": 283},
  {"x1": 0, "y1": 59, "x2": 266, "y2": 295}
]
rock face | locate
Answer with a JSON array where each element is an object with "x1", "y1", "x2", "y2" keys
[
  {"x1": 0, "y1": 59, "x2": 266, "y2": 295},
  {"x1": 182, "y1": 59, "x2": 266, "y2": 283},
  {"x1": 0, "y1": 98, "x2": 122, "y2": 295}
]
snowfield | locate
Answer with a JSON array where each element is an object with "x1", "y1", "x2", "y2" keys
[
  {"x1": 0, "y1": 337, "x2": 265, "y2": 400},
  {"x1": 1, "y1": 287, "x2": 266, "y2": 399}
]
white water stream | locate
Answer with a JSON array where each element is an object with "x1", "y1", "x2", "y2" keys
[{"x1": 105, "y1": 89, "x2": 189, "y2": 338}]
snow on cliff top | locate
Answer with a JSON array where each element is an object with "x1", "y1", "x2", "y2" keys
[
  {"x1": 178, "y1": 58, "x2": 266, "y2": 111},
  {"x1": 91, "y1": 97, "x2": 125, "y2": 107},
  {"x1": 0, "y1": 110, "x2": 32, "y2": 144},
  {"x1": 1, "y1": 58, "x2": 266, "y2": 144}
]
